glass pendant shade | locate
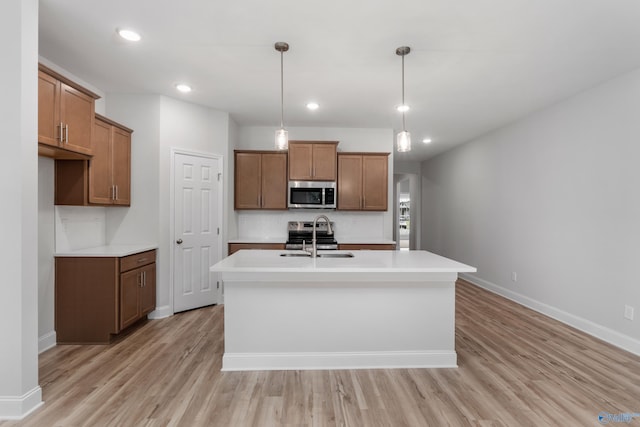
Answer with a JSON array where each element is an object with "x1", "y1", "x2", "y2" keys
[
  {"x1": 396, "y1": 130, "x2": 411, "y2": 152},
  {"x1": 275, "y1": 128, "x2": 288, "y2": 150}
]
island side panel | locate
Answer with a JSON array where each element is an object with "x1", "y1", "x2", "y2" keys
[{"x1": 222, "y1": 278, "x2": 457, "y2": 371}]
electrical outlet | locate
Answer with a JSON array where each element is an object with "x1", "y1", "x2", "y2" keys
[
  {"x1": 624, "y1": 305, "x2": 634, "y2": 321},
  {"x1": 511, "y1": 272, "x2": 517, "y2": 282}
]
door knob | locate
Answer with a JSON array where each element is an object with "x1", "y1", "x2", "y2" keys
[{"x1": 176, "y1": 239, "x2": 183, "y2": 244}]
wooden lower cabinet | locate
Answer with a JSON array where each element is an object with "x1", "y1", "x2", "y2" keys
[
  {"x1": 338, "y1": 244, "x2": 396, "y2": 250},
  {"x1": 228, "y1": 243, "x2": 285, "y2": 255},
  {"x1": 120, "y1": 262, "x2": 156, "y2": 330},
  {"x1": 55, "y1": 249, "x2": 156, "y2": 344}
]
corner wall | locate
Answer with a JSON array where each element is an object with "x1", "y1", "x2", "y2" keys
[
  {"x1": 0, "y1": 0, "x2": 41, "y2": 419},
  {"x1": 421, "y1": 68, "x2": 640, "y2": 354}
]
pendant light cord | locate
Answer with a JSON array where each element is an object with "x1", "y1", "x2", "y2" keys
[
  {"x1": 280, "y1": 51, "x2": 284, "y2": 129},
  {"x1": 401, "y1": 53, "x2": 406, "y2": 131}
]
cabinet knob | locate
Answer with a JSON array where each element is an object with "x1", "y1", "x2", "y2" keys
[{"x1": 176, "y1": 239, "x2": 183, "y2": 244}]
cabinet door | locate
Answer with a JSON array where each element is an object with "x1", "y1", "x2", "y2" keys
[
  {"x1": 89, "y1": 119, "x2": 113, "y2": 204},
  {"x1": 60, "y1": 83, "x2": 94, "y2": 156},
  {"x1": 112, "y1": 126, "x2": 131, "y2": 206},
  {"x1": 140, "y1": 264, "x2": 156, "y2": 316},
  {"x1": 312, "y1": 143, "x2": 337, "y2": 180},
  {"x1": 38, "y1": 71, "x2": 60, "y2": 147},
  {"x1": 362, "y1": 155, "x2": 388, "y2": 211},
  {"x1": 120, "y1": 269, "x2": 141, "y2": 330},
  {"x1": 261, "y1": 153, "x2": 288, "y2": 209},
  {"x1": 235, "y1": 152, "x2": 262, "y2": 209},
  {"x1": 337, "y1": 155, "x2": 363, "y2": 210},
  {"x1": 288, "y1": 143, "x2": 313, "y2": 180}
]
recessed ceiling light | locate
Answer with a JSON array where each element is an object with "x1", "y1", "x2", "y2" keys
[
  {"x1": 117, "y1": 28, "x2": 141, "y2": 42},
  {"x1": 396, "y1": 104, "x2": 410, "y2": 112},
  {"x1": 175, "y1": 83, "x2": 192, "y2": 93},
  {"x1": 306, "y1": 102, "x2": 319, "y2": 110},
  {"x1": 422, "y1": 138, "x2": 432, "y2": 144}
]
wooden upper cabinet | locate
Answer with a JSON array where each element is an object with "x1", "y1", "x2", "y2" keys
[
  {"x1": 60, "y1": 84, "x2": 95, "y2": 155},
  {"x1": 234, "y1": 152, "x2": 262, "y2": 209},
  {"x1": 56, "y1": 115, "x2": 132, "y2": 206},
  {"x1": 337, "y1": 153, "x2": 389, "y2": 211},
  {"x1": 261, "y1": 153, "x2": 288, "y2": 209},
  {"x1": 288, "y1": 141, "x2": 338, "y2": 181},
  {"x1": 235, "y1": 151, "x2": 287, "y2": 210},
  {"x1": 337, "y1": 154, "x2": 362, "y2": 210},
  {"x1": 38, "y1": 71, "x2": 60, "y2": 147},
  {"x1": 88, "y1": 119, "x2": 113, "y2": 204},
  {"x1": 88, "y1": 115, "x2": 132, "y2": 206},
  {"x1": 362, "y1": 154, "x2": 388, "y2": 210},
  {"x1": 111, "y1": 126, "x2": 132, "y2": 206},
  {"x1": 38, "y1": 65, "x2": 99, "y2": 158}
]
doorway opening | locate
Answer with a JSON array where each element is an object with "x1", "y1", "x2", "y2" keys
[{"x1": 398, "y1": 179, "x2": 410, "y2": 251}]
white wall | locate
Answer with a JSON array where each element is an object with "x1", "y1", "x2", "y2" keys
[
  {"x1": 37, "y1": 158, "x2": 55, "y2": 352},
  {"x1": 105, "y1": 94, "x2": 161, "y2": 248},
  {"x1": 157, "y1": 96, "x2": 231, "y2": 315},
  {"x1": 236, "y1": 126, "x2": 395, "y2": 241},
  {"x1": 421, "y1": 67, "x2": 640, "y2": 354},
  {"x1": 0, "y1": 0, "x2": 41, "y2": 419}
]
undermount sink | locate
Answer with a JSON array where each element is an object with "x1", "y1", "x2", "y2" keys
[
  {"x1": 280, "y1": 252, "x2": 311, "y2": 257},
  {"x1": 279, "y1": 251, "x2": 355, "y2": 258},
  {"x1": 317, "y1": 252, "x2": 354, "y2": 258}
]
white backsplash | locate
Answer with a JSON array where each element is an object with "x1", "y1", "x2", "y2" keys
[
  {"x1": 237, "y1": 211, "x2": 387, "y2": 241},
  {"x1": 55, "y1": 206, "x2": 107, "y2": 252}
]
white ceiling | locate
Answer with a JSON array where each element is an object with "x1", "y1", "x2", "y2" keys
[{"x1": 39, "y1": 0, "x2": 640, "y2": 161}]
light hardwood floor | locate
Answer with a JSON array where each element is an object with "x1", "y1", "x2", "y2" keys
[{"x1": 3, "y1": 280, "x2": 640, "y2": 426}]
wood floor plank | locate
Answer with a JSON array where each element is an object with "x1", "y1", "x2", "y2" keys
[{"x1": 3, "y1": 280, "x2": 640, "y2": 426}]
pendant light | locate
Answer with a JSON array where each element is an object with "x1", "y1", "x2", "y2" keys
[
  {"x1": 396, "y1": 46, "x2": 411, "y2": 152},
  {"x1": 275, "y1": 42, "x2": 289, "y2": 150}
]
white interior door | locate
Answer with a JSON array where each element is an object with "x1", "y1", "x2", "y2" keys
[{"x1": 173, "y1": 152, "x2": 222, "y2": 313}]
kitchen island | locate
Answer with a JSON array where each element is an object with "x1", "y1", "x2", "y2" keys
[{"x1": 210, "y1": 250, "x2": 476, "y2": 371}]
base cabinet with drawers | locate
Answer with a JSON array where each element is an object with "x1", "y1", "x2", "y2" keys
[{"x1": 55, "y1": 249, "x2": 156, "y2": 344}]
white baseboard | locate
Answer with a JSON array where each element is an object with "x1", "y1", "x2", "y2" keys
[
  {"x1": 0, "y1": 386, "x2": 43, "y2": 420},
  {"x1": 148, "y1": 305, "x2": 172, "y2": 319},
  {"x1": 38, "y1": 331, "x2": 56, "y2": 354},
  {"x1": 222, "y1": 350, "x2": 457, "y2": 371},
  {"x1": 460, "y1": 273, "x2": 640, "y2": 357}
]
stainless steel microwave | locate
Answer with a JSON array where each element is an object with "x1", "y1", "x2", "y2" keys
[{"x1": 288, "y1": 181, "x2": 336, "y2": 209}]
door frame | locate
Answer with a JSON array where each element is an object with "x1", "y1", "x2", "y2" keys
[{"x1": 169, "y1": 148, "x2": 224, "y2": 315}]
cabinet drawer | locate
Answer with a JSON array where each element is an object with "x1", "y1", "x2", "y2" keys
[{"x1": 120, "y1": 250, "x2": 156, "y2": 272}]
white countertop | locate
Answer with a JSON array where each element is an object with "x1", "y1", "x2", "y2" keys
[
  {"x1": 211, "y1": 249, "x2": 476, "y2": 274},
  {"x1": 55, "y1": 244, "x2": 158, "y2": 257}
]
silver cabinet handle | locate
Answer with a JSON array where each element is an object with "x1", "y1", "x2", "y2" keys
[
  {"x1": 142, "y1": 271, "x2": 146, "y2": 287},
  {"x1": 176, "y1": 239, "x2": 183, "y2": 244},
  {"x1": 65, "y1": 124, "x2": 69, "y2": 143},
  {"x1": 59, "y1": 122, "x2": 64, "y2": 143},
  {"x1": 137, "y1": 258, "x2": 148, "y2": 263},
  {"x1": 115, "y1": 185, "x2": 118, "y2": 201}
]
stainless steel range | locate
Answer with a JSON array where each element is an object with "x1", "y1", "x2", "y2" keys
[{"x1": 285, "y1": 221, "x2": 338, "y2": 250}]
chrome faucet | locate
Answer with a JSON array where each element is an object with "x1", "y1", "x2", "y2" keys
[{"x1": 308, "y1": 214, "x2": 333, "y2": 258}]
